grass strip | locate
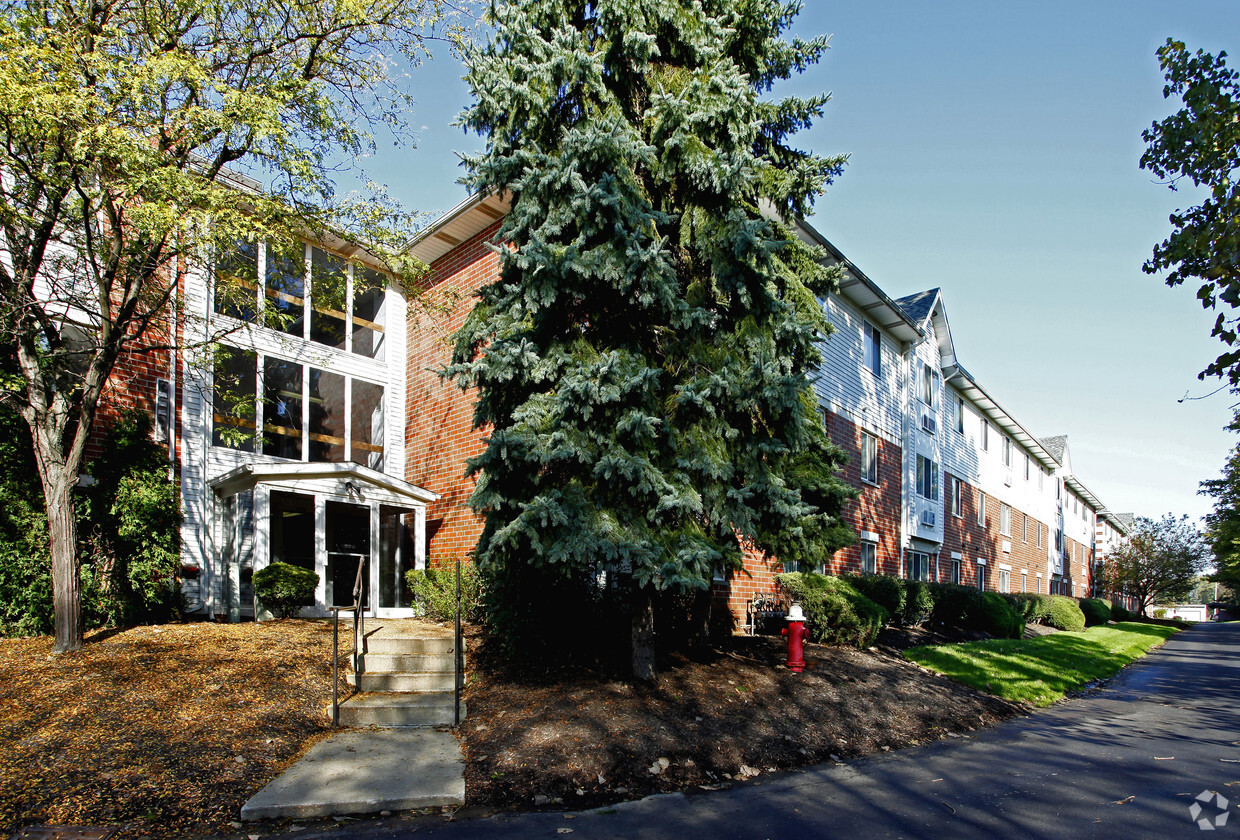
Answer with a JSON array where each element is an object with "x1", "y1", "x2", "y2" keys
[{"x1": 904, "y1": 621, "x2": 1180, "y2": 706}]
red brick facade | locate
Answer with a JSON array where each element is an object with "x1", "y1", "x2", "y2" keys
[
  {"x1": 822, "y1": 410, "x2": 902, "y2": 577},
  {"x1": 404, "y1": 222, "x2": 503, "y2": 567},
  {"x1": 941, "y1": 472, "x2": 1053, "y2": 593}
]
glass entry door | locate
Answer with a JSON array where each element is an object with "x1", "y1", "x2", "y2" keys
[
  {"x1": 326, "y1": 500, "x2": 370, "y2": 609},
  {"x1": 376, "y1": 506, "x2": 416, "y2": 614}
]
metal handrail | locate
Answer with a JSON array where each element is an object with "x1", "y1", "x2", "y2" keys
[{"x1": 330, "y1": 557, "x2": 368, "y2": 727}]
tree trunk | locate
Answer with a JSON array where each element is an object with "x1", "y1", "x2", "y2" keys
[
  {"x1": 46, "y1": 476, "x2": 83, "y2": 653},
  {"x1": 630, "y1": 587, "x2": 655, "y2": 681}
]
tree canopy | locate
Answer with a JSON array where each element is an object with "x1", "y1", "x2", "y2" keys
[
  {"x1": 449, "y1": 0, "x2": 856, "y2": 674},
  {"x1": 1201, "y1": 428, "x2": 1240, "y2": 603},
  {"x1": 0, "y1": 0, "x2": 461, "y2": 651},
  {"x1": 1101, "y1": 514, "x2": 1210, "y2": 616},
  {"x1": 1141, "y1": 38, "x2": 1240, "y2": 384}
]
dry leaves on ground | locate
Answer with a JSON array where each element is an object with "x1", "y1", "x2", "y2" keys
[{"x1": 0, "y1": 621, "x2": 337, "y2": 839}]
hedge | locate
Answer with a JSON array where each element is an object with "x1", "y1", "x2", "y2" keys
[
  {"x1": 776, "y1": 572, "x2": 888, "y2": 648},
  {"x1": 1079, "y1": 598, "x2": 1112, "y2": 626},
  {"x1": 927, "y1": 583, "x2": 1023, "y2": 638},
  {"x1": 1044, "y1": 595, "x2": 1086, "y2": 632}
]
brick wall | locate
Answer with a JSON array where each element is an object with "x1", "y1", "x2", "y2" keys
[
  {"x1": 942, "y1": 471, "x2": 1052, "y2": 592},
  {"x1": 404, "y1": 222, "x2": 503, "y2": 567},
  {"x1": 822, "y1": 410, "x2": 902, "y2": 576}
]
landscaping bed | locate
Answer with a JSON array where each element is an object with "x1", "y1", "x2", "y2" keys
[
  {"x1": 459, "y1": 630, "x2": 1022, "y2": 813},
  {"x1": 0, "y1": 621, "x2": 336, "y2": 839}
]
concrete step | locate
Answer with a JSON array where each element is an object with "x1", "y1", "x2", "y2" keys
[
  {"x1": 336, "y1": 693, "x2": 466, "y2": 727},
  {"x1": 347, "y1": 671, "x2": 457, "y2": 692},
  {"x1": 363, "y1": 634, "x2": 461, "y2": 656},
  {"x1": 358, "y1": 652, "x2": 462, "y2": 674}
]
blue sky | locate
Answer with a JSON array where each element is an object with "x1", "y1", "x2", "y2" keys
[{"x1": 350, "y1": 0, "x2": 1239, "y2": 523}]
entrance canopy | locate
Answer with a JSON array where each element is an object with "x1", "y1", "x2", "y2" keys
[{"x1": 209, "y1": 462, "x2": 440, "y2": 618}]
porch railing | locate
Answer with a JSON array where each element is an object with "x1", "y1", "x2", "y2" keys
[{"x1": 330, "y1": 557, "x2": 368, "y2": 727}]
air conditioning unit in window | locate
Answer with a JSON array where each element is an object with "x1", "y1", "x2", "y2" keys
[
  {"x1": 919, "y1": 509, "x2": 936, "y2": 527},
  {"x1": 921, "y1": 413, "x2": 936, "y2": 433}
]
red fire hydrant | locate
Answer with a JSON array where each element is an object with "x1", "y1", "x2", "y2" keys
[{"x1": 781, "y1": 603, "x2": 808, "y2": 673}]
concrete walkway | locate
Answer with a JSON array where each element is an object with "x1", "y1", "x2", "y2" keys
[{"x1": 240, "y1": 728, "x2": 465, "y2": 820}]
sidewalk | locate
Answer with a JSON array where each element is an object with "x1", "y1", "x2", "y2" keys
[{"x1": 240, "y1": 728, "x2": 464, "y2": 820}]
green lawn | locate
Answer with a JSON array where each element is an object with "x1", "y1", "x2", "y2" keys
[{"x1": 905, "y1": 622, "x2": 1180, "y2": 707}]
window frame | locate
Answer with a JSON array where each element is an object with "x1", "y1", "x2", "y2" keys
[
  {"x1": 860, "y1": 430, "x2": 879, "y2": 485},
  {"x1": 863, "y1": 322, "x2": 881, "y2": 375},
  {"x1": 1000, "y1": 503, "x2": 1011, "y2": 537},
  {"x1": 976, "y1": 490, "x2": 986, "y2": 526},
  {"x1": 916, "y1": 454, "x2": 939, "y2": 501},
  {"x1": 860, "y1": 541, "x2": 877, "y2": 575}
]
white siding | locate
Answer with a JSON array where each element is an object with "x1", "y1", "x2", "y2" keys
[{"x1": 815, "y1": 293, "x2": 903, "y2": 444}]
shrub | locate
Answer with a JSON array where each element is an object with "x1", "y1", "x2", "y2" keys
[
  {"x1": 1044, "y1": 595, "x2": 1087, "y2": 632},
  {"x1": 1079, "y1": 598, "x2": 1112, "y2": 626},
  {"x1": 1153, "y1": 608, "x2": 1167, "y2": 619},
  {"x1": 406, "y1": 562, "x2": 484, "y2": 623},
  {"x1": 898, "y1": 579, "x2": 935, "y2": 626},
  {"x1": 927, "y1": 583, "x2": 1022, "y2": 638},
  {"x1": 253, "y1": 562, "x2": 319, "y2": 618},
  {"x1": 842, "y1": 573, "x2": 903, "y2": 617},
  {"x1": 1112, "y1": 602, "x2": 1136, "y2": 622},
  {"x1": 776, "y1": 572, "x2": 888, "y2": 648},
  {"x1": 1003, "y1": 593, "x2": 1053, "y2": 624}
]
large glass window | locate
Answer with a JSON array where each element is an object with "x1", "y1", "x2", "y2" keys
[
  {"x1": 309, "y1": 367, "x2": 347, "y2": 463},
  {"x1": 310, "y1": 247, "x2": 349, "y2": 350},
  {"x1": 351, "y1": 379, "x2": 385, "y2": 471},
  {"x1": 263, "y1": 357, "x2": 304, "y2": 459},
  {"x1": 860, "y1": 542, "x2": 877, "y2": 574},
  {"x1": 214, "y1": 240, "x2": 258, "y2": 322},
  {"x1": 214, "y1": 241, "x2": 387, "y2": 356},
  {"x1": 265, "y1": 242, "x2": 307, "y2": 337},
  {"x1": 212, "y1": 347, "x2": 257, "y2": 451},
  {"x1": 353, "y1": 266, "x2": 387, "y2": 360}
]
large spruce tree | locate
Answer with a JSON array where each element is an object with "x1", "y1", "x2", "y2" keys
[{"x1": 450, "y1": 0, "x2": 856, "y2": 676}]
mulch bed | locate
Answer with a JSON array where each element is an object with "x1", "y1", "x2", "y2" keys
[
  {"x1": 460, "y1": 629, "x2": 1025, "y2": 813},
  {"x1": 0, "y1": 621, "x2": 337, "y2": 840},
  {"x1": 2, "y1": 620, "x2": 1029, "y2": 838}
]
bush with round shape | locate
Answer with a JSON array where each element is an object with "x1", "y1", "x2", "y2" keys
[
  {"x1": 1079, "y1": 598, "x2": 1112, "y2": 626},
  {"x1": 841, "y1": 572, "x2": 903, "y2": 618},
  {"x1": 899, "y1": 579, "x2": 935, "y2": 627},
  {"x1": 1111, "y1": 602, "x2": 1136, "y2": 622},
  {"x1": 1003, "y1": 593, "x2": 1051, "y2": 624},
  {"x1": 406, "y1": 562, "x2": 484, "y2": 623},
  {"x1": 927, "y1": 583, "x2": 1022, "y2": 638},
  {"x1": 776, "y1": 572, "x2": 888, "y2": 649},
  {"x1": 978, "y1": 592, "x2": 1024, "y2": 638},
  {"x1": 1044, "y1": 595, "x2": 1086, "y2": 632},
  {"x1": 252, "y1": 562, "x2": 319, "y2": 619}
]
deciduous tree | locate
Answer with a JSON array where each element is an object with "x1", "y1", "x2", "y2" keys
[
  {"x1": 1141, "y1": 38, "x2": 1240, "y2": 383},
  {"x1": 449, "y1": 0, "x2": 856, "y2": 677},
  {"x1": 0, "y1": 0, "x2": 461, "y2": 652},
  {"x1": 1101, "y1": 514, "x2": 1209, "y2": 616}
]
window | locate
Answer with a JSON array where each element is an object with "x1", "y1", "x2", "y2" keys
[
  {"x1": 864, "y1": 323, "x2": 881, "y2": 374},
  {"x1": 951, "y1": 557, "x2": 962, "y2": 584},
  {"x1": 981, "y1": 419, "x2": 990, "y2": 452},
  {"x1": 916, "y1": 455, "x2": 939, "y2": 500},
  {"x1": 977, "y1": 565, "x2": 987, "y2": 591},
  {"x1": 1021, "y1": 572, "x2": 1028, "y2": 593},
  {"x1": 860, "y1": 542, "x2": 877, "y2": 575},
  {"x1": 263, "y1": 357, "x2": 304, "y2": 460},
  {"x1": 1002, "y1": 436, "x2": 1013, "y2": 468},
  {"x1": 1038, "y1": 468, "x2": 1044, "y2": 492},
  {"x1": 212, "y1": 347, "x2": 257, "y2": 451},
  {"x1": 1024, "y1": 453, "x2": 1030, "y2": 481},
  {"x1": 1000, "y1": 504, "x2": 1011, "y2": 536},
  {"x1": 906, "y1": 551, "x2": 931, "y2": 582},
  {"x1": 214, "y1": 240, "x2": 259, "y2": 322},
  {"x1": 956, "y1": 396, "x2": 965, "y2": 434},
  {"x1": 861, "y1": 431, "x2": 878, "y2": 484},
  {"x1": 921, "y1": 363, "x2": 938, "y2": 407},
  {"x1": 214, "y1": 241, "x2": 387, "y2": 357},
  {"x1": 976, "y1": 490, "x2": 986, "y2": 526},
  {"x1": 951, "y1": 477, "x2": 963, "y2": 517},
  {"x1": 212, "y1": 348, "x2": 385, "y2": 467},
  {"x1": 1037, "y1": 523, "x2": 1043, "y2": 547},
  {"x1": 1022, "y1": 513, "x2": 1028, "y2": 543},
  {"x1": 999, "y1": 568, "x2": 1011, "y2": 594}
]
